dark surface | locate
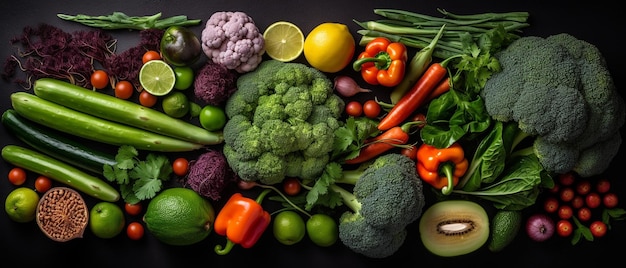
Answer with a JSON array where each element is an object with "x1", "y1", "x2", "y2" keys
[{"x1": 1, "y1": 0, "x2": 625, "y2": 267}]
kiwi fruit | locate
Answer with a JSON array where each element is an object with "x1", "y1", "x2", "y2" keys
[{"x1": 419, "y1": 200, "x2": 489, "y2": 257}]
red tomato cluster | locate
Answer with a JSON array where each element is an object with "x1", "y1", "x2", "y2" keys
[{"x1": 539, "y1": 172, "x2": 621, "y2": 240}]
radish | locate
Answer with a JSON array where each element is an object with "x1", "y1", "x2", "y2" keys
[{"x1": 526, "y1": 213, "x2": 555, "y2": 242}]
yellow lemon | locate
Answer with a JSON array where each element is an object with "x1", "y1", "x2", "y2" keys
[{"x1": 303, "y1": 22, "x2": 355, "y2": 73}]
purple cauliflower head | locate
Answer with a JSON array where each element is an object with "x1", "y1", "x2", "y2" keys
[{"x1": 201, "y1": 11, "x2": 265, "y2": 73}]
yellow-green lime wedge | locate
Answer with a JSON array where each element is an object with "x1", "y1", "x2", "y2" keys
[{"x1": 139, "y1": 60, "x2": 176, "y2": 96}]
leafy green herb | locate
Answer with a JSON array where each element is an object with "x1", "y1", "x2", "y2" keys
[
  {"x1": 103, "y1": 145, "x2": 172, "y2": 204},
  {"x1": 331, "y1": 116, "x2": 380, "y2": 161},
  {"x1": 304, "y1": 162, "x2": 344, "y2": 211}
]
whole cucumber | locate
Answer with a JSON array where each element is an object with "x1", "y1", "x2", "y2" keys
[
  {"x1": 33, "y1": 78, "x2": 223, "y2": 145},
  {"x1": 2, "y1": 145, "x2": 120, "y2": 202},
  {"x1": 2, "y1": 109, "x2": 116, "y2": 174},
  {"x1": 11, "y1": 92, "x2": 204, "y2": 152}
]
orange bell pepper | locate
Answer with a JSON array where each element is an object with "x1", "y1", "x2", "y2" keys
[
  {"x1": 416, "y1": 142, "x2": 469, "y2": 195},
  {"x1": 352, "y1": 37, "x2": 407, "y2": 87},
  {"x1": 214, "y1": 189, "x2": 272, "y2": 255}
]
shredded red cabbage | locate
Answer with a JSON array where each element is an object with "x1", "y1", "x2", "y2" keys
[
  {"x1": 193, "y1": 61, "x2": 238, "y2": 106},
  {"x1": 184, "y1": 149, "x2": 238, "y2": 201}
]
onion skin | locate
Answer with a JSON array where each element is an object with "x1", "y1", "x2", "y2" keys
[
  {"x1": 525, "y1": 213, "x2": 555, "y2": 242},
  {"x1": 333, "y1": 76, "x2": 371, "y2": 97}
]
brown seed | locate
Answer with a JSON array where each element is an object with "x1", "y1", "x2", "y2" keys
[{"x1": 36, "y1": 187, "x2": 89, "y2": 242}]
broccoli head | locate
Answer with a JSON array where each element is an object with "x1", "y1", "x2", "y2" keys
[
  {"x1": 223, "y1": 60, "x2": 345, "y2": 184},
  {"x1": 310, "y1": 153, "x2": 425, "y2": 258},
  {"x1": 481, "y1": 33, "x2": 625, "y2": 177}
]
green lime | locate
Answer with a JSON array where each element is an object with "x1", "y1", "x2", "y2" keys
[
  {"x1": 173, "y1": 66, "x2": 194, "y2": 90},
  {"x1": 139, "y1": 60, "x2": 176, "y2": 96},
  {"x1": 143, "y1": 187, "x2": 215, "y2": 246},
  {"x1": 189, "y1": 102, "x2": 201, "y2": 118},
  {"x1": 5, "y1": 187, "x2": 39, "y2": 223},
  {"x1": 273, "y1": 210, "x2": 306, "y2": 245},
  {"x1": 199, "y1": 105, "x2": 227, "y2": 131},
  {"x1": 162, "y1": 92, "x2": 190, "y2": 118},
  {"x1": 306, "y1": 213, "x2": 338, "y2": 247},
  {"x1": 89, "y1": 201, "x2": 125, "y2": 239}
]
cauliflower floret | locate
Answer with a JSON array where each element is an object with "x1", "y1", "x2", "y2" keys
[{"x1": 201, "y1": 11, "x2": 265, "y2": 73}]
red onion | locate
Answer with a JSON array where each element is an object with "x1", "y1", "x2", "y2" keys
[
  {"x1": 333, "y1": 76, "x2": 371, "y2": 97},
  {"x1": 525, "y1": 213, "x2": 555, "y2": 242}
]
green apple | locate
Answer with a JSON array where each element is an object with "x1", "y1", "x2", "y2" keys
[
  {"x1": 273, "y1": 210, "x2": 306, "y2": 245},
  {"x1": 89, "y1": 201, "x2": 125, "y2": 239},
  {"x1": 5, "y1": 187, "x2": 40, "y2": 223}
]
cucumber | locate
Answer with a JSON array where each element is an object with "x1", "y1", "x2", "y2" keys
[
  {"x1": 2, "y1": 109, "x2": 116, "y2": 174},
  {"x1": 10, "y1": 92, "x2": 204, "y2": 152},
  {"x1": 33, "y1": 78, "x2": 223, "y2": 145},
  {"x1": 2, "y1": 145, "x2": 120, "y2": 202}
]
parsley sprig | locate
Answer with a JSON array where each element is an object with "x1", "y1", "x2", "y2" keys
[{"x1": 103, "y1": 145, "x2": 173, "y2": 204}]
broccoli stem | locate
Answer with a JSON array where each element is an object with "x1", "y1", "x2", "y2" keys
[{"x1": 329, "y1": 184, "x2": 362, "y2": 213}]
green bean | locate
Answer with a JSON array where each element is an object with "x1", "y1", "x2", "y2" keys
[
  {"x1": 57, "y1": 12, "x2": 201, "y2": 30},
  {"x1": 436, "y1": 8, "x2": 529, "y2": 23}
]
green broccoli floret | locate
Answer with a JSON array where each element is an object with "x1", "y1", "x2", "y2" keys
[
  {"x1": 223, "y1": 60, "x2": 345, "y2": 184},
  {"x1": 307, "y1": 153, "x2": 425, "y2": 258},
  {"x1": 481, "y1": 33, "x2": 625, "y2": 177}
]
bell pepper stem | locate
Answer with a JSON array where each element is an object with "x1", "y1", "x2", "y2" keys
[
  {"x1": 440, "y1": 163, "x2": 455, "y2": 195},
  {"x1": 353, "y1": 53, "x2": 391, "y2": 71},
  {"x1": 215, "y1": 239, "x2": 236, "y2": 255}
]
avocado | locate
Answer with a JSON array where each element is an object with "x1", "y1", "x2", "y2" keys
[{"x1": 487, "y1": 209, "x2": 523, "y2": 252}]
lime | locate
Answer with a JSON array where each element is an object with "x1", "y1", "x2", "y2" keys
[
  {"x1": 306, "y1": 213, "x2": 338, "y2": 247},
  {"x1": 143, "y1": 187, "x2": 215, "y2": 246},
  {"x1": 303, "y1": 22, "x2": 355, "y2": 73},
  {"x1": 199, "y1": 104, "x2": 226, "y2": 131},
  {"x1": 139, "y1": 60, "x2": 176, "y2": 96},
  {"x1": 5, "y1": 187, "x2": 39, "y2": 223},
  {"x1": 263, "y1": 21, "x2": 304, "y2": 62},
  {"x1": 162, "y1": 92, "x2": 190, "y2": 118},
  {"x1": 273, "y1": 210, "x2": 306, "y2": 245},
  {"x1": 89, "y1": 201, "x2": 125, "y2": 239},
  {"x1": 173, "y1": 66, "x2": 194, "y2": 90}
]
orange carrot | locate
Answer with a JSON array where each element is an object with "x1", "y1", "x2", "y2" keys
[{"x1": 344, "y1": 121, "x2": 417, "y2": 165}]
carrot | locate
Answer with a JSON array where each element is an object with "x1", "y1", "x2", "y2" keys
[
  {"x1": 344, "y1": 121, "x2": 419, "y2": 165},
  {"x1": 425, "y1": 76, "x2": 450, "y2": 102},
  {"x1": 377, "y1": 61, "x2": 448, "y2": 131}
]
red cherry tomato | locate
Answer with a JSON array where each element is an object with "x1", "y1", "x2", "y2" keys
[
  {"x1": 282, "y1": 177, "x2": 302, "y2": 196},
  {"x1": 575, "y1": 180, "x2": 591, "y2": 195},
  {"x1": 8, "y1": 167, "x2": 27, "y2": 186},
  {"x1": 362, "y1": 99, "x2": 381, "y2": 119},
  {"x1": 400, "y1": 145, "x2": 417, "y2": 160},
  {"x1": 557, "y1": 205, "x2": 573, "y2": 220},
  {"x1": 91, "y1": 70, "x2": 109, "y2": 89},
  {"x1": 559, "y1": 187, "x2": 575, "y2": 202},
  {"x1": 595, "y1": 178, "x2": 611, "y2": 193},
  {"x1": 585, "y1": 192, "x2": 602, "y2": 209},
  {"x1": 558, "y1": 172, "x2": 575, "y2": 186},
  {"x1": 589, "y1": 221, "x2": 607, "y2": 238},
  {"x1": 577, "y1": 207, "x2": 592, "y2": 222},
  {"x1": 556, "y1": 219, "x2": 573, "y2": 237},
  {"x1": 602, "y1": 192, "x2": 619, "y2": 208},
  {"x1": 139, "y1": 90, "x2": 158, "y2": 107},
  {"x1": 124, "y1": 202, "x2": 143, "y2": 216},
  {"x1": 345, "y1": 101, "x2": 363, "y2": 117},
  {"x1": 172, "y1": 158, "x2": 189, "y2": 176},
  {"x1": 543, "y1": 197, "x2": 559, "y2": 214},
  {"x1": 34, "y1": 176, "x2": 52, "y2": 193},
  {"x1": 127, "y1": 222, "x2": 145, "y2": 240},
  {"x1": 571, "y1": 195, "x2": 584, "y2": 209},
  {"x1": 142, "y1": 50, "x2": 162, "y2": 64},
  {"x1": 115, "y1": 80, "x2": 134, "y2": 100}
]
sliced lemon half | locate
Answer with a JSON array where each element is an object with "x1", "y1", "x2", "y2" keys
[{"x1": 263, "y1": 21, "x2": 305, "y2": 62}]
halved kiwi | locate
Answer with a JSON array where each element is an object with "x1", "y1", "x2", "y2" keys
[{"x1": 419, "y1": 200, "x2": 489, "y2": 257}]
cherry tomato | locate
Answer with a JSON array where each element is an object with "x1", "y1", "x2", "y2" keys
[
  {"x1": 557, "y1": 205, "x2": 573, "y2": 220},
  {"x1": 124, "y1": 202, "x2": 143, "y2": 216},
  {"x1": 577, "y1": 207, "x2": 592, "y2": 222},
  {"x1": 558, "y1": 172, "x2": 575, "y2": 186},
  {"x1": 8, "y1": 167, "x2": 26, "y2": 186},
  {"x1": 411, "y1": 113, "x2": 427, "y2": 129},
  {"x1": 571, "y1": 195, "x2": 584, "y2": 209},
  {"x1": 602, "y1": 192, "x2": 619, "y2": 208},
  {"x1": 362, "y1": 99, "x2": 381, "y2": 118},
  {"x1": 34, "y1": 176, "x2": 52, "y2": 193},
  {"x1": 589, "y1": 221, "x2": 607, "y2": 238},
  {"x1": 575, "y1": 180, "x2": 591, "y2": 195},
  {"x1": 400, "y1": 145, "x2": 417, "y2": 160},
  {"x1": 585, "y1": 192, "x2": 602, "y2": 209},
  {"x1": 595, "y1": 178, "x2": 611, "y2": 193},
  {"x1": 282, "y1": 177, "x2": 302, "y2": 196},
  {"x1": 345, "y1": 101, "x2": 362, "y2": 117},
  {"x1": 548, "y1": 184, "x2": 560, "y2": 194},
  {"x1": 199, "y1": 105, "x2": 227, "y2": 131},
  {"x1": 556, "y1": 219, "x2": 573, "y2": 237},
  {"x1": 142, "y1": 50, "x2": 162, "y2": 64},
  {"x1": 172, "y1": 157, "x2": 189, "y2": 176},
  {"x1": 91, "y1": 70, "x2": 109, "y2": 89},
  {"x1": 559, "y1": 187, "x2": 575, "y2": 202},
  {"x1": 114, "y1": 80, "x2": 134, "y2": 100},
  {"x1": 127, "y1": 221, "x2": 145, "y2": 240},
  {"x1": 139, "y1": 90, "x2": 158, "y2": 107},
  {"x1": 543, "y1": 197, "x2": 559, "y2": 214}
]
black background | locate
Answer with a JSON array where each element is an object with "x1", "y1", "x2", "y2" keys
[{"x1": 1, "y1": 0, "x2": 625, "y2": 267}]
